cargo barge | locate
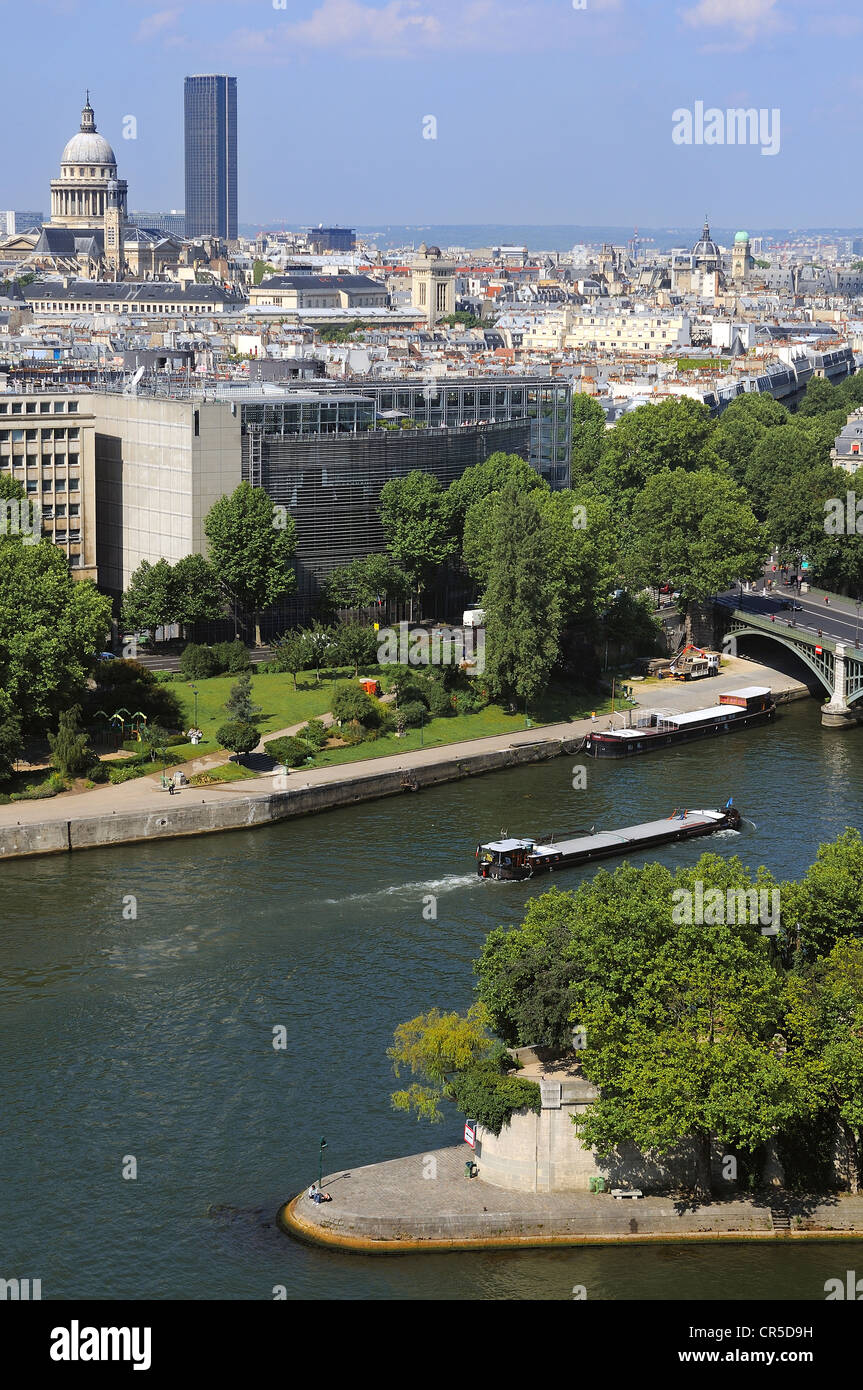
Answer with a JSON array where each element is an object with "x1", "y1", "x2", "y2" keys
[
  {"x1": 585, "y1": 687, "x2": 775, "y2": 759},
  {"x1": 476, "y1": 803, "x2": 741, "y2": 881}
]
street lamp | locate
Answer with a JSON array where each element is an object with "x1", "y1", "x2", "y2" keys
[
  {"x1": 318, "y1": 1136, "x2": 328, "y2": 1189},
  {"x1": 191, "y1": 683, "x2": 199, "y2": 729}
]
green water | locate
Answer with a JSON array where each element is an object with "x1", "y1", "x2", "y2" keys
[{"x1": 1, "y1": 698, "x2": 861, "y2": 1299}]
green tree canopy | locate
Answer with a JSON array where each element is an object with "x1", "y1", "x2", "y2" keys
[
  {"x1": 444, "y1": 452, "x2": 545, "y2": 543},
  {"x1": 593, "y1": 397, "x2": 717, "y2": 516},
  {"x1": 204, "y1": 482, "x2": 297, "y2": 645},
  {"x1": 0, "y1": 538, "x2": 111, "y2": 729},
  {"x1": 379, "y1": 471, "x2": 455, "y2": 606},
  {"x1": 628, "y1": 468, "x2": 766, "y2": 604},
  {"x1": 464, "y1": 485, "x2": 564, "y2": 704},
  {"x1": 570, "y1": 393, "x2": 607, "y2": 483}
]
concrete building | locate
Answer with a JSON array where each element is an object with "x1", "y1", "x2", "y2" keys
[
  {"x1": 94, "y1": 393, "x2": 240, "y2": 597},
  {"x1": 22, "y1": 281, "x2": 240, "y2": 317},
  {"x1": 0, "y1": 388, "x2": 97, "y2": 580},
  {"x1": 831, "y1": 408, "x2": 863, "y2": 473},
  {"x1": 411, "y1": 244, "x2": 456, "y2": 327},
  {"x1": 248, "y1": 274, "x2": 389, "y2": 312},
  {"x1": 558, "y1": 307, "x2": 691, "y2": 354},
  {"x1": 90, "y1": 374, "x2": 571, "y2": 608}
]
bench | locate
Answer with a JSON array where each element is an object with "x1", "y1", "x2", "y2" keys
[{"x1": 611, "y1": 1188, "x2": 643, "y2": 1200}]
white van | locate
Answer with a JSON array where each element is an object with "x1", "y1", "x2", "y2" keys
[{"x1": 463, "y1": 608, "x2": 485, "y2": 628}]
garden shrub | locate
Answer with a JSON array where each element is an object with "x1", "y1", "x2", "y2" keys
[
  {"x1": 398, "y1": 701, "x2": 427, "y2": 729},
  {"x1": 212, "y1": 639, "x2": 251, "y2": 674},
  {"x1": 265, "y1": 735, "x2": 311, "y2": 767},
  {"x1": 331, "y1": 681, "x2": 380, "y2": 727},
  {"x1": 179, "y1": 643, "x2": 218, "y2": 680}
]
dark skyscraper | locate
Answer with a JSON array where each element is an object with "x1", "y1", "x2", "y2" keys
[{"x1": 184, "y1": 75, "x2": 237, "y2": 241}]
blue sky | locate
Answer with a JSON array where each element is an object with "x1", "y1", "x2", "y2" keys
[{"x1": 3, "y1": 0, "x2": 862, "y2": 229}]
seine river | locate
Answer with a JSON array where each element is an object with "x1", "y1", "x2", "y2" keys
[{"x1": 2, "y1": 697, "x2": 861, "y2": 1301}]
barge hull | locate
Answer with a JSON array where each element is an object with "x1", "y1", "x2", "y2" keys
[{"x1": 585, "y1": 705, "x2": 775, "y2": 758}]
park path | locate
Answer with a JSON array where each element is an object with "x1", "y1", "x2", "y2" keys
[{"x1": 0, "y1": 659, "x2": 807, "y2": 829}]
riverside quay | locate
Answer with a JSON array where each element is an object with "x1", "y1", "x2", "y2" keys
[{"x1": 89, "y1": 375, "x2": 571, "y2": 614}]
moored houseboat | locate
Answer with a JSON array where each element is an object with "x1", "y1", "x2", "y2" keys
[
  {"x1": 476, "y1": 803, "x2": 741, "y2": 881},
  {"x1": 585, "y1": 687, "x2": 775, "y2": 759}
]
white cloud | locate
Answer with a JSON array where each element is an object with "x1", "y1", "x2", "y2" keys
[
  {"x1": 680, "y1": 0, "x2": 784, "y2": 47},
  {"x1": 275, "y1": 0, "x2": 441, "y2": 53},
  {"x1": 136, "y1": 8, "x2": 183, "y2": 42}
]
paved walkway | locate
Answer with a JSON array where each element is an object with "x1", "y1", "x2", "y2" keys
[
  {"x1": 281, "y1": 1143, "x2": 863, "y2": 1251},
  {"x1": 0, "y1": 658, "x2": 808, "y2": 830}
]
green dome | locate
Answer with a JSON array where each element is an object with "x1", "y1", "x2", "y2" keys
[{"x1": 734, "y1": 230, "x2": 750, "y2": 243}]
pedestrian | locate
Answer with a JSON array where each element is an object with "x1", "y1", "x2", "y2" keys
[{"x1": 825, "y1": 596, "x2": 830, "y2": 606}]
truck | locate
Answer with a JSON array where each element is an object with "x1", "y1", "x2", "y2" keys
[{"x1": 670, "y1": 645, "x2": 719, "y2": 681}]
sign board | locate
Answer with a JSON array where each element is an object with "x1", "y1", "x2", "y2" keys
[
  {"x1": 801, "y1": 559, "x2": 810, "y2": 570},
  {"x1": 463, "y1": 1120, "x2": 476, "y2": 1149},
  {"x1": 815, "y1": 646, "x2": 823, "y2": 655}
]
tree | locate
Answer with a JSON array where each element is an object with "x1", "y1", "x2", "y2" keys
[
  {"x1": 215, "y1": 719, "x2": 260, "y2": 763},
  {"x1": 323, "y1": 554, "x2": 410, "y2": 611},
  {"x1": 171, "y1": 554, "x2": 224, "y2": 634},
  {"x1": 270, "y1": 630, "x2": 309, "y2": 689},
  {"x1": 784, "y1": 939, "x2": 863, "y2": 1191},
  {"x1": 301, "y1": 622, "x2": 335, "y2": 682},
  {"x1": 223, "y1": 670, "x2": 262, "y2": 724},
  {"x1": 48, "y1": 704, "x2": 94, "y2": 779},
  {"x1": 333, "y1": 622, "x2": 378, "y2": 677},
  {"x1": 444, "y1": 452, "x2": 546, "y2": 544},
  {"x1": 798, "y1": 377, "x2": 839, "y2": 417},
  {"x1": 628, "y1": 468, "x2": 766, "y2": 609},
  {"x1": 379, "y1": 471, "x2": 455, "y2": 617},
  {"x1": 88, "y1": 658, "x2": 183, "y2": 727},
  {"x1": 712, "y1": 394, "x2": 788, "y2": 490},
  {"x1": 779, "y1": 829, "x2": 863, "y2": 962},
  {"x1": 594, "y1": 397, "x2": 717, "y2": 517},
  {"x1": 388, "y1": 1005, "x2": 495, "y2": 1123},
  {"x1": 0, "y1": 712, "x2": 22, "y2": 781},
  {"x1": 121, "y1": 559, "x2": 176, "y2": 645},
  {"x1": 540, "y1": 486, "x2": 621, "y2": 630},
  {"x1": 0, "y1": 538, "x2": 112, "y2": 730},
  {"x1": 204, "y1": 482, "x2": 297, "y2": 646},
  {"x1": 570, "y1": 393, "x2": 607, "y2": 484},
  {"x1": 465, "y1": 486, "x2": 564, "y2": 704}
]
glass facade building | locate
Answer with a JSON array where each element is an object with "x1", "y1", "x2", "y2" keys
[{"x1": 184, "y1": 75, "x2": 237, "y2": 241}]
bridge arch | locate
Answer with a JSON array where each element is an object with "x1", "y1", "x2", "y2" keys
[{"x1": 724, "y1": 625, "x2": 833, "y2": 699}]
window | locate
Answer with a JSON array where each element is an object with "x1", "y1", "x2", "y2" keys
[
  {"x1": 69, "y1": 503, "x2": 80, "y2": 516},
  {"x1": 25, "y1": 402, "x2": 36, "y2": 414},
  {"x1": 40, "y1": 401, "x2": 51, "y2": 413},
  {"x1": 69, "y1": 476, "x2": 79, "y2": 491},
  {"x1": 11, "y1": 403, "x2": 22, "y2": 414},
  {"x1": 25, "y1": 429, "x2": 36, "y2": 441},
  {"x1": 11, "y1": 430, "x2": 23, "y2": 442},
  {"x1": 55, "y1": 504, "x2": 66, "y2": 518},
  {"x1": 55, "y1": 478, "x2": 66, "y2": 492},
  {"x1": 42, "y1": 477, "x2": 53, "y2": 490},
  {"x1": 68, "y1": 402, "x2": 78, "y2": 414},
  {"x1": 26, "y1": 479, "x2": 38, "y2": 492},
  {"x1": 54, "y1": 400, "x2": 66, "y2": 413}
]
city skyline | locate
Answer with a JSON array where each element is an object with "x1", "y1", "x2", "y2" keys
[{"x1": 4, "y1": 0, "x2": 863, "y2": 227}]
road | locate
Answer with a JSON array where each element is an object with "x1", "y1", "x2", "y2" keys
[{"x1": 717, "y1": 581, "x2": 863, "y2": 651}]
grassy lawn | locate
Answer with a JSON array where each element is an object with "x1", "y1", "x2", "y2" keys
[
  {"x1": 191, "y1": 760, "x2": 258, "y2": 784},
  {"x1": 172, "y1": 668, "x2": 357, "y2": 741}
]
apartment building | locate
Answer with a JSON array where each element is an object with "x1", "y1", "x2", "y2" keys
[{"x1": 0, "y1": 389, "x2": 96, "y2": 580}]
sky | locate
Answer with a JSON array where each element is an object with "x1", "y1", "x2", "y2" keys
[{"x1": 2, "y1": 0, "x2": 862, "y2": 230}]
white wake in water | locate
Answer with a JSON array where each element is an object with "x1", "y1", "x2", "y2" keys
[{"x1": 323, "y1": 873, "x2": 479, "y2": 906}]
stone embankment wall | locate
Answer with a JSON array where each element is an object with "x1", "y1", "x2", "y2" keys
[{"x1": 0, "y1": 735, "x2": 584, "y2": 861}]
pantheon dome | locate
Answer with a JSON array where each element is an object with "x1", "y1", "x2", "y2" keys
[{"x1": 50, "y1": 95, "x2": 127, "y2": 228}]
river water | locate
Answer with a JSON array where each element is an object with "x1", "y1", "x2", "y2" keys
[{"x1": 2, "y1": 697, "x2": 861, "y2": 1300}]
